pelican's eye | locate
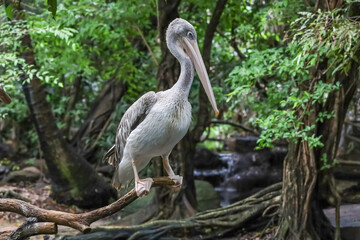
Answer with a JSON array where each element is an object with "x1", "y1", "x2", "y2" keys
[{"x1": 187, "y1": 31, "x2": 194, "y2": 40}]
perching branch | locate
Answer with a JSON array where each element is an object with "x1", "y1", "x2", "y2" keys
[
  {"x1": 0, "y1": 85, "x2": 11, "y2": 104},
  {"x1": 210, "y1": 120, "x2": 259, "y2": 135},
  {"x1": 55, "y1": 182, "x2": 282, "y2": 240},
  {"x1": 0, "y1": 177, "x2": 176, "y2": 239}
]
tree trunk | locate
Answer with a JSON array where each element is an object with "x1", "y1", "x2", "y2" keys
[
  {"x1": 154, "y1": 0, "x2": 184, "y2": 219},
  {"x1": 70, "y1": 79, "x2": 127, "y2": 163},
  {"x1": 63, "y1": 75, "x2": 82, "y2": 139},
  {"x1": 277, "y1": 25, "x2": 358, "y2": 240},
  {"x1": 13, "y1": 1, "x2": 116, "y2": 208},
  {"x1": 191, "y1": 0, "x2": 227, "y2": 142},
  {"x1": 278, "y1": 67, "x2": 357, "y2": 240},
  {"x1": 154, "y1": 0, "x2": 227, "y2": 218}
]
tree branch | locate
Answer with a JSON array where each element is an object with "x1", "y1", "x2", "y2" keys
[
  {"x1": 0, "y1": 85, "x2": 11, "y2": 104},
  {"x1": 0, "y1": 177, "x2": 176, "y2": 238},
  {"x1": 54, "y1": 183, "x2": 282, "y2": 240},
  {"x1": 133, "y1": 24, "x2": 159, "y2": 66},
  {"x1": 210, "y1": 120, "x2": 259, "y2": 135}
]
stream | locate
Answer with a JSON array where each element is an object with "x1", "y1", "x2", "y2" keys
[
  {"x1": 193, "y1": 136, "x2": 360, "y2": 239},
  {"x1": 194, "y1": 136, "x2": 286, "y2": 206}
]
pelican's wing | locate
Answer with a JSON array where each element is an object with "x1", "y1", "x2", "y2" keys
[{"x1": 103, "y1": 91, "x2": 157, "y2": 167}]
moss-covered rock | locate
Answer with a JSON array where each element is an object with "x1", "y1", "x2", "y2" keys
[{"x1": 195, "y1": 180, "x2": 220, "y2": 212}]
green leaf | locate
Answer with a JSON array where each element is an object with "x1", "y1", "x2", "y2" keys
[{"x1": 5, "y1": 4, "x2": 12, "y2": 20}]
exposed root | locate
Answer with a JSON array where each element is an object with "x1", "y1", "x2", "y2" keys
[
  {"x1": 58, "y1": 182, "x2": 282, "y2": 240},
  {"x1": 0, "y1": 181, "x2": 282, "y2": 239},
  {"x1": 7, "y1": 222, "x2": 57, "y2": 240}
]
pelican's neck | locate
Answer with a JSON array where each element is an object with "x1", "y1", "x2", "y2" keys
[{"x1": 170, "y1": 43, "x2": 194, "y2": 98}]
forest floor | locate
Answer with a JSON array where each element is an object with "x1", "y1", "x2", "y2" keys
[
  {"x1": 0, "y1": 178, "x2": 278, "y2": 240},
  {"x1": 1, "y1": 177, "x2": 360, "y2": 239},
  {"x1": 0, "y1": 179, "x2": 127, "y2": 239}
]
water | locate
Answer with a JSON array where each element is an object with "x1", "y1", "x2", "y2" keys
[
  {"x1": 194, "y1": 153, "x2": 239, "y2": 207},
  {"x1": 194, "y1": 150, "x2": 284, "y2": 207}
]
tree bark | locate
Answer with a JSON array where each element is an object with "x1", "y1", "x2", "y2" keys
[
  {"x1": 154, "y1": 0, "x2": 183, "y2": 219},
  {"x1": 276, "y1": 3, "x2": 358, "y2": 236},
  {"x1": 192, "y1": 0, "x2": 227, "y2": 142},
  {"x1": 0, "y1": 177, "x2": 177, "y2": 237},
  {"x1": 70, "y1": 79, "x2": 127, "y2": 163},
  {"x1": 16, "y1": 182, "x2": 280, "y2": 240},
  {"x1": 277, "y1": 65, "x2": 357, "y2": 239},
  {"x1": 0, "y1": 85, "x2": 12, "y2": 104},
  {"x1": 154, "y1": 0, "x2": 227, "y2": 219},
  {"x1": 12, "y1": 1, "x2": 116, "y2": 208},
  {"x1": 63, "y1": 75, "x2": 82, "y2": 139}
]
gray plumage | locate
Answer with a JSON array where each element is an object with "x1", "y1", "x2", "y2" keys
[{"x1": 104, "y1": 18, "x2": 218, "y2": 195}]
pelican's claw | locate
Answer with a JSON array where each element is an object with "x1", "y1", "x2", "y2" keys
[
  {"x1": 169, "y1": 175, "x2": 183, "y2": 190},
  {"x1": 135, "y1": 178, "x2": 153, "y2": 197}
]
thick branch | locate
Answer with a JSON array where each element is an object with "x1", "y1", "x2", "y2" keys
[
  {"x1": 0, "y1": 177, "x2": 176, "y2": 235},
  {"x1": 0, "y1": 85, "x2": 11, "y2": 104},
  {"x1": 56, "y1": 182, "x2": 282, "y2": 240}
]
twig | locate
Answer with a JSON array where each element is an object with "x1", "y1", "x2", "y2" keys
[
  {"x1": 133, "y1": 24, "x2": 159, "y2": 66},
  {"x1": 0, "y1": 177, "x2": 176, "y2": 237},
  {"x1": 210, "y1": 120, "x2": 259, "y2": 135},
  {"x1": 89, "y1": 115, "x2": 112, "y2": 151},
  {"x1": 0, "y1": 189, "x2": 31, "y2": 202}
]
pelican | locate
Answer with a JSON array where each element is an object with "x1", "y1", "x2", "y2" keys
[{"x1": 103, "y1": 18, "x2": 218, "y2": 197}]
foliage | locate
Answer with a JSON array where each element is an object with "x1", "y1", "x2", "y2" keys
[
  {"x1": 227, "y1": 4, "x2": 360, "y2": 154},
  {"x1": 320, "y1": 153, "x2": 339, "y2": 170},
  {"x1": 1, "y1": 0, "x2": 359, "y2": 173},
  {"x1": 0, "y1": 1, "x2": 159, "y2": 153}
]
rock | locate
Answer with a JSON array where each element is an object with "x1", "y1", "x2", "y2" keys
[
  {"x1": 195, "y1": 180, "x2": 220, "y2": 211},
  {"x1": 232, "y1": 152, "x2": 271, "y2": 173},
  {"x1": 122, "y1": 188, "x2": 155, "y2": 215},
  {"x1": 193, "y1": 148, "x2": 226, "y2": 170},
  {"x1": 220, "y1": 151, "x2": 283, "y2": 202},
  {"x1": 97, "y1": 165, "x2": 114, "y2": 178},
  {"x1": 3, "y1": 167, "x2": 42, "y2": 183},
  {"x1": 269, "y1": 146, "x2": 288, "y2": 167},
  {"x1": 33, "y1": 159, "x2": 48, "y2": 172},
  {"x1": 324, "y1": 204, "x2": 360, "y2": 240},
  {"x1": 227, "y1": 136, "x2": 259, "y2": 153},
  {"x1": 0, "y1": 143, "x2": 14, "y2": 159}
]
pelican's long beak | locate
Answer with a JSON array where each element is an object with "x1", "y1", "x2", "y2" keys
[{"x1": 183, "y1": 38, "x2": 219, "y2": 116}]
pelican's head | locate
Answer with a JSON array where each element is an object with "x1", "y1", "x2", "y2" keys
[{"x1": 166, "y1": 18, "x2": 219, "y2": 116}]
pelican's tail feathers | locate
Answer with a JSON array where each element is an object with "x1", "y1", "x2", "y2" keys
[
  {"x1": 103, "y1": 145, "x2": 116, "y2": 165},
  {"x1": 112, "y1": 169, "x2": 122, "y2": 190},
  {"x1": 112, "y1": 160, "x2": 134, "y2": 191}
]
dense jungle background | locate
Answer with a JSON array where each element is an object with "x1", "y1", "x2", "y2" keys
[{"x1": 1, "y1": 0, "x2": 360, "y2": 239}]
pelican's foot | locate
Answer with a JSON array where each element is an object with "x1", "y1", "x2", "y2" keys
[
  {"x1": 169, "y1": 175, "x2": 183, "y2": 190},
  {"x1": 135, "y1": 178, "x2": 153, "y2": 197}
]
